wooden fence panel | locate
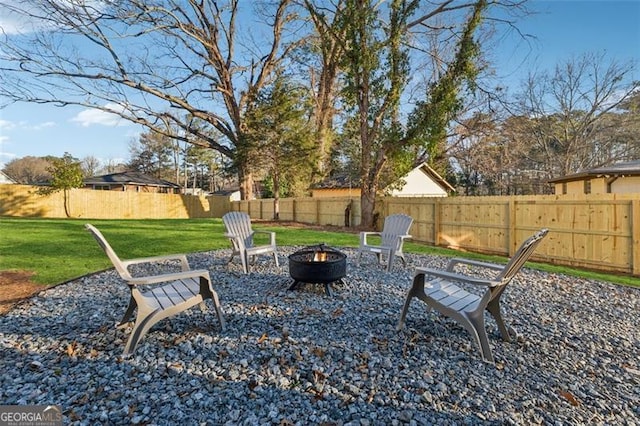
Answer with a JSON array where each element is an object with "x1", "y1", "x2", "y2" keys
[
  {"x1": 2, "y1": 184, "x2": 639, "y2": 276},
  {"x1": 0, "y1": 185, "x2": 230, "y2": 219}
]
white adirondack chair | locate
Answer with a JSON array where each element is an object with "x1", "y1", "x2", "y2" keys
[
  {"x1": 397, "y1": 228, "x2": 549, "y2": 363},
  {"x1": 357, "y1": 213, "x2": 413, "y2": 271},
  {"x1": 85, "y1": 224, "x2": 225, "y2": 355},
  {"x1": 222, "y1": 211, "x2": 279, "y2": 274}
]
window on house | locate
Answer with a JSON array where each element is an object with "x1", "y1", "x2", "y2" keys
[
  {"x1": 584, "y1": 179, "x2": 591, "y2": 194},
  {"x1": 562, "y1": 182, "x2": 567, "y2": 194}
]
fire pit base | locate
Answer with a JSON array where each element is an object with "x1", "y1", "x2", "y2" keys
[
  {"x1": 288, "y1": 244, "x2": 347, "y2": 297},
  {"x1": 288, "y1": 279, "x2": 344, "y2": 297}
]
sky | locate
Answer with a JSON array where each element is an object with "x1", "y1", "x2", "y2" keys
[{"x1": 0, "y1": 0, "x2": 639, "y2": 170}]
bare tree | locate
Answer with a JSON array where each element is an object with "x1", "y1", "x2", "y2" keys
[
  {"x1": 0, "y1": 0, "x2": 301, "y2": 199},
  {"x1": 2, "y1": 156, "x2": 53, "y2": 184},
  {"x1": 302, "y1": 0, "x2": 347, "y2": 177},
  {"x1": 81, "y1": 156, "x2": 102, "y2": 178},
  {"x1": 511, "y1": 52, "x2": 640, "y2": 177}
]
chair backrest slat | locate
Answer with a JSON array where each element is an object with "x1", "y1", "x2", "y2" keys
[
  {"x1": 85, "y1": 224, "x2": 132, "y2": 280},
  {"x1": 380, "y1": 214, "x2": 413, "y2": 248},
  {"x1": 497, "y1": 228, "x2": 549, "y2": 282},
  {"x1": 222, "y1": 212, "x2": 254, "y2": 247}
]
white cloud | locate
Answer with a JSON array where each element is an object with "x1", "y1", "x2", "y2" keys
[
  {"x1": 32, "y1": 121, "x2": 56, "y2": 130},
  {"x1": 70, "y1": 104, "x2": 130, "y2": 127},
  {"x1": 0, "y1": 4, "x2": 44, "y2": 35},
  {"x1": 0, "y1": 119, "x2": 16, "y2": 131},
  {"x1": 1, "y1": 1, "x2": 108, "y2": 35}
]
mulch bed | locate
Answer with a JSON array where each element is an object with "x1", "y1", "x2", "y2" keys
[{"x1": 0, "y1": 271, "x2": 46, "y2": 315}]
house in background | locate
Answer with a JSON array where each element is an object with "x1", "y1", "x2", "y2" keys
[
  {"x1": 0, "y1": 171, "x2": 16, "y2": 184},
  {"x1": 310, "y1": 162, "x2": 454, "y2": 198},
  {"x1": 211, "y1": 188, "x2": 241, "y2": 201},
  {"x1": 84, "y1": 171, "x2": 181, "y2": 194},
  {"x1": 548, "y1": 160, "x2": 640, "y2": 195}
]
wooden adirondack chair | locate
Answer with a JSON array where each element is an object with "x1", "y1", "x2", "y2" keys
[
  {"x1": 222, "y1": 211, "x2": 279, "y2": 274},
  {"x1": 397, "y1": 228, "x2": 549, "y2": 363},
  {"x1": 85, "y1": 224, "x2": 225, "y2": 355},
  {"x1": 357, "y1": 213, "x2": 413, "y2": 271}
]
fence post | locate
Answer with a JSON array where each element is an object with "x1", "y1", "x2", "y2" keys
[
  {"x1": 633, "y1": 199, "x2": 640, "y2": 276},
  {"x1": 292, "y1": 198, "x2": 296, "y2": 222},
  {"x1": 509, "y1": 198, "x2": 517, "y2": 256},
  {"x1": 434, "y1": 197, "x2": 441, "y2": 246}
]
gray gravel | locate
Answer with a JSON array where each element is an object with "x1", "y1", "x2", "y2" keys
[{"x1": 1, "y1": 246, "x2": 638, "y2": 425}]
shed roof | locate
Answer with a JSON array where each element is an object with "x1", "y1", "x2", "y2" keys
[
  {"x1": 311, "y1": 162, "x2": 455, "y2": 192},
  {"x1": 84, "y1": 171, "x2": 181, "y2": 188},
  {"x1": 548, "y1": 160, "x2": 640, "y2": 183}
]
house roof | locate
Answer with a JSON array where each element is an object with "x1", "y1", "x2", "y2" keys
[
  {"x1": 211, "y1": 188, "x2": 240, "y2": 196},
  {"x1": 84, "y1": 171, "x2": 181, "y2": 188},
  {"x1": 310, "y1": 173, "x2": 358, "y2": 190},
  {"x1": 415, "y1": 163, "x2": 456, "y2": 192},
  {"x1": 311, "y1": 162, "x2": 455, "y2": 192},
  {"x1": 548, "y1": 160, "x2": 640, "y2": 183},
  {"x1": 0, "y1": 170, "x2": 16, "y2": 184}
]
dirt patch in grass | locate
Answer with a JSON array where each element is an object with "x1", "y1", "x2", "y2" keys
[{"x1": 0, "y1": 271, "x2": 46, "y2": 315}]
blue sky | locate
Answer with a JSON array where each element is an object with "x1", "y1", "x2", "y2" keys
[{"x1": 1, "y1": 0, "x2": 639, "y2": 169}]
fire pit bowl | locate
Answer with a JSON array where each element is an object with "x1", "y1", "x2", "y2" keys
[{"x1": 288, "y1": 243, "x2": 347, "y2": 296}]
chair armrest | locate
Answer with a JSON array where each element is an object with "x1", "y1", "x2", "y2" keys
[
  {"x1": 445, "y1": 257, "x2": 505, "y2": 272},
  {"x1": 253, "y1": 230, "x2": 276, "y2": 245},
  {"x1": 414, "y1": 266, "x2": 501, "y2": 287},
  {"x1": 127, "y1": 269, "x2": 211, "y2": 286},
  {"x1": 360, "y1": 231, "x2": 381, "y2": 245},
  {"x1": 121, "y1": 253, "x2": 190, "y2": 272}
]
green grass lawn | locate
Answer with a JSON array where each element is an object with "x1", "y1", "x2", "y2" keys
[{"x1": 0, "y1": 217, "x2": 637, "y2": 287}]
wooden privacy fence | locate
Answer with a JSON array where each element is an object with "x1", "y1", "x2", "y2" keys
[
  {"x1": 2, "y1": 184, "x2": 639, "y2": 277},
  {"x1": 232, "y1": 194, "x2": 640, "y2": 277},
  {"x1": 0, "y1": 184, "x2": 230, "y2": 219}
]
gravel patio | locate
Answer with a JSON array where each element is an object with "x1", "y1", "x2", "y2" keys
[{"x1": 1, "y1": 247, "x2": 638, "y2": 425}]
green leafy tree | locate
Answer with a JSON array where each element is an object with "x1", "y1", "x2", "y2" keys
[
  {"x1": 38, "y1": 153, "x2": 84, "y2": 218},
  {"x1": 329, "y1": 0, "x2": 486, "y2": 227},
  {"x1": 129, "y1": 130, "x2": 177, "y2": 182},
  {"x1": 245, "y1": 76, "x2": 316, "y2": 219}
]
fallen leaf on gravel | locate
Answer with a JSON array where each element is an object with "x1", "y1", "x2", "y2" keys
[
  {"x1": 66, "y1": 342, "x2": 78, "y2": 357},
  {"x1": 560, "y1": 390, "x2": 580, "y2": 406}
]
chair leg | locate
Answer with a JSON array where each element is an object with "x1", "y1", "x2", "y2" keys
[
  {"x1": 118, "y1": 298, "x2": 137, "y2": 328},
  {"x1": 386, "y1": 250, "x2": 395, "y2": 272},
  {"x1": 465, "y1": 312, "x2": 494, "y2": 363},
  {"x1": 240, "y1": 252, "x2": 249, "y2": 274},
  {"x1": 199, "y1": 277, "x2": 225, "y2": 331},
  {"x1": 487, "y1": 299, "x2": 511, "y2": 342},
  {"x1": 397, "y1": 274, "x2": 426, "y2": 330},
  {"x1": 124, "y1": 308, "x2": 162, "y2": 355},
  {"x1": 273, "y1": 251, "x2": 279, "y2": 268}
]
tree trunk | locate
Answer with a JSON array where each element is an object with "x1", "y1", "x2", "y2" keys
[
  {"x1": 63, "y1": 189, "x2": 71, "y2": 218},
  {"x1": 273, "y1": 170, "x2": 280, "y2": 220},
  {"x1": 360, "y1": 186, "x2": 376, "y2": 229},
  {"x1": 238, "y1": 164, "x2": 254, "y2": 200}
]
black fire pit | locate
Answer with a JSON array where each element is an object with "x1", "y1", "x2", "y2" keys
[{"x1": 288, "y1": 243, "x2": 347, "y2": 296}]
